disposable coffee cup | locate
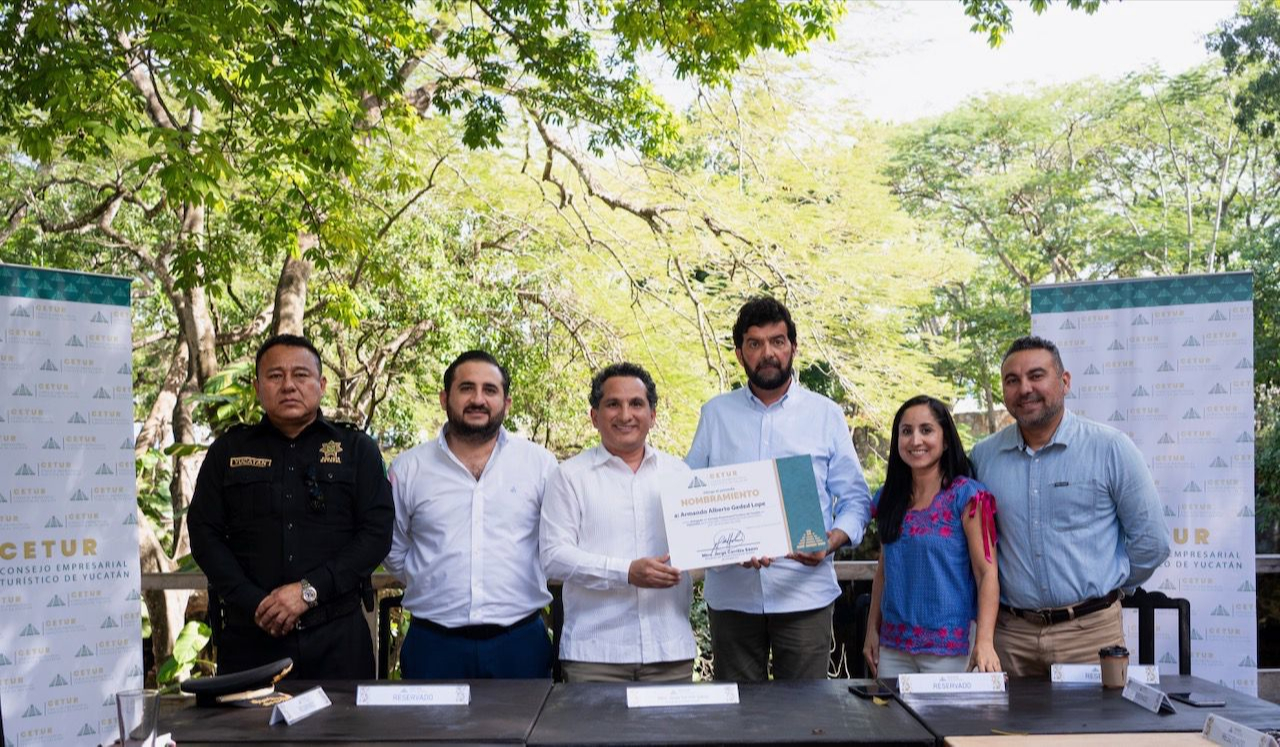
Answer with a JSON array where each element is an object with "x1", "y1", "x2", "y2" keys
[{"x1": 1098, "y1": 646, "x2": 1130, "y2": 689}]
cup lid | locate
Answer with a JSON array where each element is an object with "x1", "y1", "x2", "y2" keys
[{"x1": 1098, "y1": 645, "x2": 1130, "y2": 657}]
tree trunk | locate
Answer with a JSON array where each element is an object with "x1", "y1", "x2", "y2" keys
[{"x1": 272, "y1": 236, "x2": 314, "y2": 336}]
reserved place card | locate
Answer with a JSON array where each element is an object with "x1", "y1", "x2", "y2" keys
[
  {"x1": 1051, "y1": 663, "x2": 1160, "y2": 684},
  {"x1": 1121, "y1": 680, "x2": 1177, "y2": 714},
  {"x1": 356, "y1": 684, "x2": 471, "y2": 706},
  {"x1": 269, "y1": 686, "x2": 330, "y2": 725},
  {"x1": 626, "y1": 684, "x2": 739, "y2": 708},
  {"x1": 1202, "y1": 714, "x2": 1279, "y2": 747},
  {"x1": 897, "y1": 672, "x2": 1006, "y2": 696}
]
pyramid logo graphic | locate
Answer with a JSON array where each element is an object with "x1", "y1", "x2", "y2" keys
[
  {"x1": 1132, "y1": 385, "x2": 1149, "y2": 397},
  {"x1": 1107, "y1": 339, "x2": 1125, "y2": 351},
  {"x1": 687, "y1": 476, "x2": 706, "y2": 489},
  {"x1": 77, "y1": 724, "x2": 97, "y2": 737},
  {"x1": 1237, "y1": 431, "x2": 1255, "y2": 443},
  {"x1": 1182, "y1": 335, "x2": 1201, "y2": 347},
  {"x1": 1211, "y1": 604, "x2": 1230, "y2": 616},
  {"x1": 1240, "y1": 656, "x2": 1256, "y2": 667},
  {"x1": 42, "y1": 438, "x2": 60, "y2": 450},
  {"x1": 46, "y1": 595, "x2": 65, "y2": 608},
  {"x1": 70, "y1": 489, "x2": 88, "y2": 502},
  {"x1": 1236, "y1": 357, "x2": 1253, "y2": 369},
  {"x1": 125, "y1": 589, "x2": 140, "y2": 601},
  {"x1": 1157, "y1": 360, "x2": 1176, "y2": 372},
  {"x1": 1159, "y1": 578, "x2": 1177, "y2": 591},
  {"x1": 75, "y1": 645, "x2": 94, "y2": 657},
  {"x1": 1183, "y1": 482, "x2": 1203, "y2": 493},
  {"x1": 15, "y1": 463, "x2": 35, "y2": 476},
  {"x1": 1163, "y1": 505, "x2": 1177, "y2": 517},
  {"x1": 91, "y1": 311, "x2": 109, "y2": 323},
  {"x1": 1209, "y1": 309, "x2": 1228, "y2": 321},
  {"x1": 1160, "y1": 652, "x2": 1177, "y2": 664},
  {"x1": 66, "y1": 334, "x2": 84, "y2": 347},
  {"x1": 22, "y1": 704, "x2": 42, "y2": 717},
  {"x1": 1239, "y1": 580, "x2": 1256, "y2": 592},
  {"x1": 1065, "y1": 390, "x2": 1078, "y2": 400},
  {"x1": 1210, "y1": 457, "x2": 1228, "y2": 468},
  {"x1": 1131, "y1": 314, "x2": 1149, "y2": 326},
  {"x1": 117, "y1": 362, "x2": 132, "y2": 374},
  {"x1": 0, "y1": 653, "x2": 11, "y2": 665},
  {"x1": 103, "y1": 694, "x2": 116, "y2": 706},
  {"x1": 12, "y1": 384, "x2": 32, "y2": 396},
  {"x1": 100, "y1": 616, "x2": 119, "y2": 629},
  {"x1": 93, "y1": 387, "x2": 111, "y2": 399},
  {"x1": 1209, "y1": 383, "x2": 1229, "y2": 394},
  {"x1": 45, "y1": 516, "x2": 63, "y2": 528},
  {"x1": 1183, "y1": 408, "x2": 1201, "y2": 420},
  {"x1": 796, "y1": 529, "x2": 825, "y2": 550},
  {"x1": 1238, "y1": 505, "x2": 1255, "y2": 518},
  {"x1": 68, "y1": 411, "x2": 86, "y2": 423},
  {"x1": 95, "y1": 463, "x2": 114, "y2": 475},
  {"x1": 49, "y1": 673, "x2": 68, "y2": 686},
  {"x1": 39, "y1": 359, "x2": 58, "y2": 371},
  {"x1": 1107, "y1": 410, "x2": 1125, "y2": 422},
  {"x1": 1191, "y1": 629, "x2": 1204, "y2": 641},
  {"x1": 1060, "y1": 318, "x2": 1077, "y2": 330},
  {"x1": 1083, "y1": 364, "x2": 1100, "y2": 375},
  {"x1": 1158, "y1": 432, "x2": 1175, "y2": 444},
  {"x1": 20, "y1": 623, "x2": 41, "y2": 636},
  {"x1": 123, "y1": 513, "x2": 137, "y2": 525},
  {"x1": 120, "y1": 436, "x2": 134, "y2": 449},
  {"x1": 9, "y1": 306, "x2": 29, "y2": 317},
  {"x1": 126, "y1": 664, "x2": 143, "y2": 677}
]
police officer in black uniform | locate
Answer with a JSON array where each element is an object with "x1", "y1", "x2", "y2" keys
[{"x1": 189, "y1": 333, "x2": 393, "y2": 679}]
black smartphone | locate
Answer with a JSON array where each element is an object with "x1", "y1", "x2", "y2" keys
[
  {"x1": 849, "y1": 682, "x2": 894, "y2": 699},
  {"x1": 1168, "y1": 692, "x2": 1226, "y2": 708}
]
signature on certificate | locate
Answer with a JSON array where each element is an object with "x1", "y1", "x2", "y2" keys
[{"x1": 711, "y1": 529, "x2": 746, "y2": 555}]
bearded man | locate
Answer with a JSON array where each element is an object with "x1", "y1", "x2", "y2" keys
[
  {"x1": 384, "y1": 350, "x2": 558, "y2": 679},
  {"x1": 970, "y1": 336, "x2": 1169, "y2": 676},
  {"x1": 686, "y1": 297, "x2": 871, "y2": 681}
]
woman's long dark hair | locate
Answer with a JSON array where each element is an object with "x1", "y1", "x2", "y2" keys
[{"x1": 876, "y1": 395, "x2": 974, "y2": 544}]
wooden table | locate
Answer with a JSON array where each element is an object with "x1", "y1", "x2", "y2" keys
[
  {"x1": 527, "y1": 679, "x2": 936, "y2": 746},
  {"x1": 901, "y1": 675, "x2": 1280, "y2": 741},
  {"x1": 163, "y1": 679, "x2": 552, "y2": 746}
]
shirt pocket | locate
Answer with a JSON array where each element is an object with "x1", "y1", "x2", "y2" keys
[
  {"x1": 222, "y1": 469, "x2": 275, "y2": 526},
  {"x1": 312, "y1": 466, "x2": 355, "y2": 525},
  {"x1": 1048, "y1": 479, "x2": 1109, "y2": 533}
]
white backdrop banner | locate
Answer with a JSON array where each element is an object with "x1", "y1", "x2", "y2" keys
[
  {"x1": 1030, "y1": 272, "x2": 1256, "y2": 694},
  {"x1": 0, "y1": 265, "x2": 139, "y2": 746}
]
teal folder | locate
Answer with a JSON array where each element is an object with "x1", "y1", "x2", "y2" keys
[{"x1": 774, "y1": 455, "x2": 828, "y2": 553}]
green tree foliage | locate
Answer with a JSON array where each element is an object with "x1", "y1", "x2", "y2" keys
[{"x1": 1210, "y1": 0, "x2": 1280, "y2": 140}]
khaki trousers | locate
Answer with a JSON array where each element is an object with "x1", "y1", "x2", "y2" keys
[
  {"x1": 993, "y1": 600, "x2": 1125, "y2": 677},
  {"x1": 560, "y1": 659, "x2": 694, "y2": 683}
]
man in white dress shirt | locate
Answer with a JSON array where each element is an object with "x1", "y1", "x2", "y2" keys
[
  {"x1": 541, "y1": 363, "x2": 697, "y2": 682},
  {"x1": 384, "y1": 350, "x2": 558, "y2": 679}
]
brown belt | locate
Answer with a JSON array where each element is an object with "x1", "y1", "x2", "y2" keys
[{"x1": 1000, "y1": 590, "x2": 1121, "y2": 626}]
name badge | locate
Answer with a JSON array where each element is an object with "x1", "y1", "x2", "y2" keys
[
  {"x1": 1121, "y1": 680, "x2": 1176, "y2": 714},
  {"x1": 626, "y1": 684, "x2": 739, "y2": 708},
  {"x1": 1202, "y1": 714, "x2": 1279, "y2": 747},
  {"x1": 898, "y1": 672, "x2": 1006, "y2": 696},
  {"x1": 1051, "y1": 663, "x2": 1160, "y2": 684},
  {"x1": 269, "y1": 686, "x2": 330, "y2": 725},
  {"x1": 356, "y1": 684, "x2": 470, "y2": 706}
]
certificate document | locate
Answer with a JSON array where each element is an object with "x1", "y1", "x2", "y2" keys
[{"x1": 660, "y1": 455, "x2": 828, "y2": 570}]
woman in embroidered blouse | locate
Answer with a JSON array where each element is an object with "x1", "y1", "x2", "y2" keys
[{"x1": 862, "y1": 395, "x2": 1001, "y2": 677}]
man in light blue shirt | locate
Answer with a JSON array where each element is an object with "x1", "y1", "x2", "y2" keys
[
  {"x1": 971, "y1": 335, "x2": 1170, "y2": 677},
  {"x1": 686, "y1": 297, "x2": 871, "y2": 681}
]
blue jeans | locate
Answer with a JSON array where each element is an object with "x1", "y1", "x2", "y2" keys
[{"x1": 399, "y1": 613, "x2": 553, "y2": 680}]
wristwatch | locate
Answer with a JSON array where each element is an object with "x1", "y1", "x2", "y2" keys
[{"x1": 299, "y1": 579, "x2": 318, "y2": 609}]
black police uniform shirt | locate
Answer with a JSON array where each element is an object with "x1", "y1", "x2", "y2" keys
[{"x1": 188, "y1": 412, "x2": 393, "y2": 629}]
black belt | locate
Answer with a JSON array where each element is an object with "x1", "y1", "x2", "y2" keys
[
  {"x1": 411, "y1": 610, "x2": 541, "y2": 640},
  {"x1": 1000, "y1": 590, "x2": 1121, "y2": 626},
  {"x1": 296, "y1": 591, "x2": 362, "y2": 630}
]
